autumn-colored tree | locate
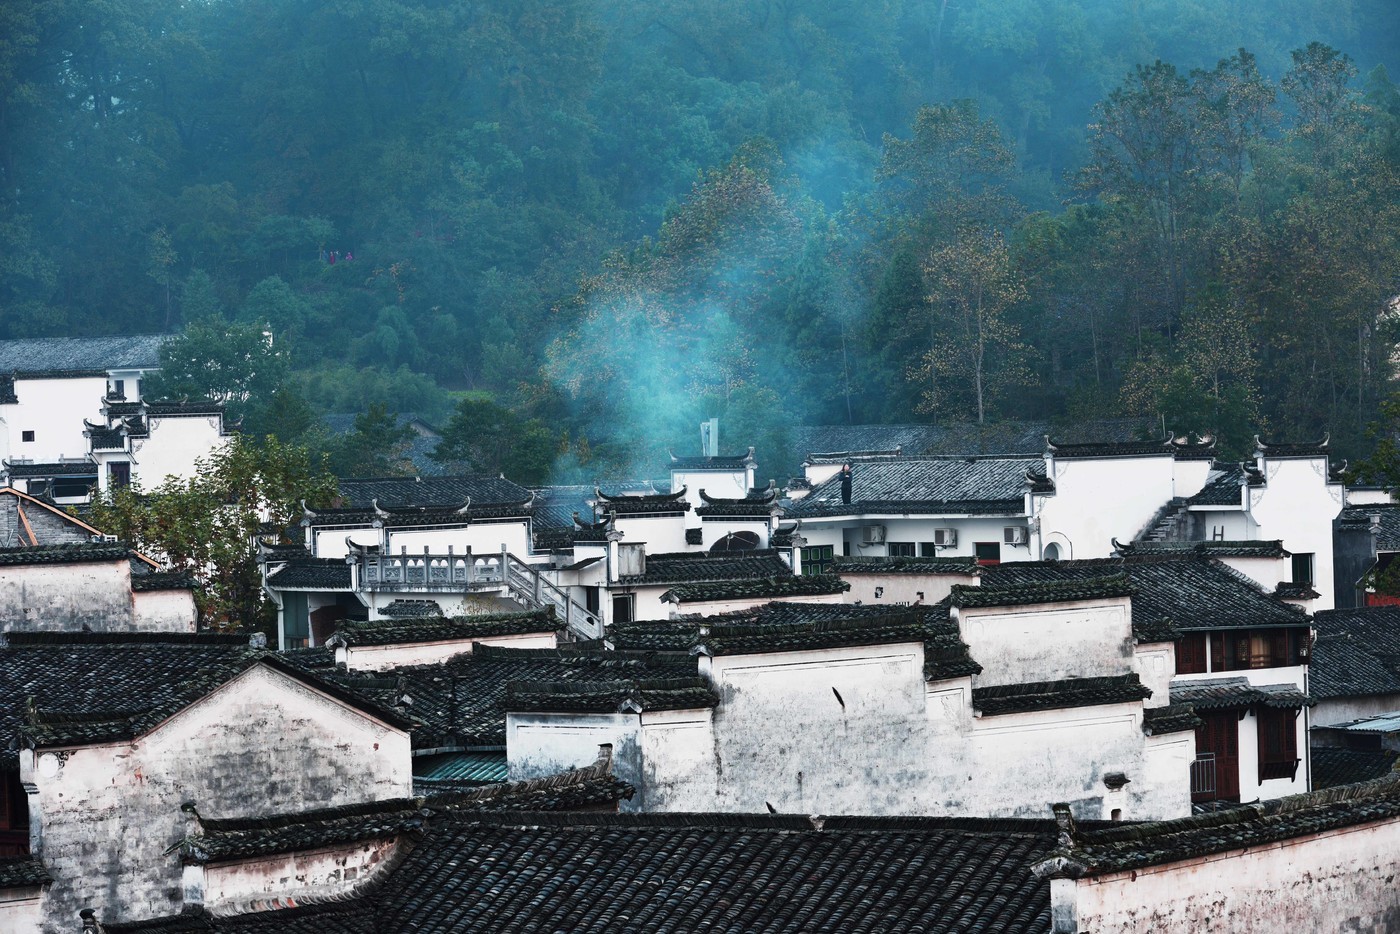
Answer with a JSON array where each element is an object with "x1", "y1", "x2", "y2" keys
[
  {"x1": 83, "y1": 435, "x2": 338, "y2": 631},
  {"x1": 915, "y1": 229, "x2": 1031, "y2": 424}
]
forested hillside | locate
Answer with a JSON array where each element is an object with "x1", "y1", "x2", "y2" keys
[{"x1": 3, "y1": 0, "x2": 1399, "y2": 478}]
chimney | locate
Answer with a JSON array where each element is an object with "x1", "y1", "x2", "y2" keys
[{"x1": 700, "y1": 418, "x2": 719, "y2": 457}]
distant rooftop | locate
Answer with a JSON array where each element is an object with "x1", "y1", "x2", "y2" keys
[{"x1": 0, "y1": 335, "x2": 169, "y2": 374}]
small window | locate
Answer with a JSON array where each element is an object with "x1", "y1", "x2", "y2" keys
[
  {"x1": 1043, "y1": 542, "x2": 1061, "y2": 561},
  {"x1": 612, "y1": 593, "x2": 634, "y2": 624},
  {"x1": 974, "y1": 542, "x2": 1001, "y2": 566},
  {"x1": 1176, "y1": 633, "x2": 1208, "y2": 674},
  {"x1": 801, "y1": 544, "x2": 835, "y2": 575},
  {"x1": 1291, "y1": 553, "x2": 1314, "y2": 586},
  {"x1": 842, "y1": 541, "x2": 851, "y2": 557},
  {"x1": 919, "y1": 542, "x2": 937, "y2": 558},
  {"x1": 112, "y1": 379, "x2": 125, "y2": 398},
  {"x1": 888, "y1": 542, "x2": 915, "y2": 558},
  {"x1": 584, "y1": 587, "x2": 600, "y2": 615},
  {"x1": 20, "y1": 430, "x2": 34, "y2": 442},
  {"x1": 108, "y1": 462, "x2": 131, "y2": 489},
  {"x1": 1257, "y1": 707, "x2": 1299, "y2": 782}
]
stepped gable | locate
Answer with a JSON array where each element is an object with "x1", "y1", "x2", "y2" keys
[
  {"x1": 1142, "y1": 704, "x2": 1203, "y2": 735},
  {"x1": 0, "y1": 334, "x2": 168, "y2": 375},
  {"x1": 0, "y1": 633, "x2": 410, "y2": 767},
  {"x1": 694, "y1": 484, "x2": 779, "y2": 517},
  {"x1": 831, "y1": 556, "x2": 981, "y2": 575},
  {"x1": 0, "y1": 542, "x2": 131, "y2": 566},
  {"x1": 265, "y1": 557, "x2": 351, "y2": 590},
  {"x1": 972, "y1": 674, "x2": 1152, "y2": 716},
  {"x1": 505, "y1": 677, "x2": 719, "y2": 713},
  {"x1": 1311, "y1": 607, "x2": 1400, "y2": 701},
  {"x1": 669, "y1": 448, "x2": 755, "y2": 470},
  {"x1": 661, "y1": 574, "x2": 850, "y2": 604},
  {"x1": 594, "y1": 486, "x2": 691, "y2": 516},
  {"x1": 1034, "y1": 773, "x2": 1400, "y2": 880},
  {"x1": 328, "y1": 608, "x2": 559, "y2": 648},
  {"x1": 788, "y1": 454, "x2": 1041, "y2": 519},
  {"x1": 319, "y1": 645, "x2": 698, "y2": 749},
  {"x1": 1254, "y1": 435, "x2": 1330, "y2": 459},
  {"x1": 1046, "y1": 436, "x2": 1174, "y2": 459},
  {"x1": 1311, "y1": 748, "x2": 1400, "y2": 790},
  {"x1": 608, "y1": 602, "x2": 980, "y2": 680},
  {"x1": 617, "y1": 548, "x2": 791, "y2": 586},
  {"x1": 980, "y1": 555, "x2": 1308, "y2": 638}
]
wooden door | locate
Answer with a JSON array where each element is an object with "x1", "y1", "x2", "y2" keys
[{"x1": 1195, "y1": 712, "x2": 1240, "y2": 801}]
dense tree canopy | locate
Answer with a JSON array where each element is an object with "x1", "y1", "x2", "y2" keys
[{"x1": 4, "y1": 1, "x2": 1400, "y2": 477}]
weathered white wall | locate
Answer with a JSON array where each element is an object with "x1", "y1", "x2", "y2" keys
[
  {"x1": 1062, "y1": 815, "x2": 1400, "y2": 933},
  {"x1": 1132, "y1": 645, "x2": 1175, "y2": 708},
  {"x1": 125, "y1": 415, "x2": 229, "y2": 490},
  {"x1": 0, "y1": 561, "x2": 133, "y2": 632},
  {"x1": 343, "y1": 631, "x2": 557, "y2": 672},
  {"x1": 696, "y1": 518, "x2": 772, "y2": 550},
  {"x1": 0, "y1": 889, "x2": 43, "y2": 934},
  {"x1": 26, "y1": 664, "x2": 411, "y2": 929},
  {"x1": 669, "y1": 592, "x2": 841, "y2": 618},
  {"x1": 202, "y1": 838, "x2": 399, "y2": 912},
  {"x1": 130, "y1": 589, "x2": 197, "y2": 632},
  {"x1": 673, "y1": 467, "x2": 752, "y2": 514},
  {"x1": 1312, "y1": 694, "x2": 1400, "y2": 728},
  {"x1": 1215, "y1": 554, "x2": 1289, "y2": 591},
  {"x1": 957, "y1": 599, "x2": 1135, "y2": 688},
  {"x1": 1248, "y1": 456, "x2": 1343, "y2": 611},
  {"x1": 312, "y1": 521, "x2": 532, "y2": 561},
  {"x1": 1037, "y1": 455, "x2": 1176, "y2": 560},
  {"x1": 508, "y1": 712, "x2": 642, "y2": 791},
  {"x1": 3, "y1": 376, "x2": 107, "y2": 463},
  {"x1": 613, "y1": 515, "x2": 690, "y2": 554},
  {"x1": 1171, "y1": 458, "x2": 1213, "y2": 500},
  {"x1": 839, "y1": 571, "x2": 971, "y2": 608},
  {"x1": 799, "y1": 517, "x2": 1034, "y2": 564},
  {"x1": 363, "y1": 591, "x2": 517, "y2": 620}
]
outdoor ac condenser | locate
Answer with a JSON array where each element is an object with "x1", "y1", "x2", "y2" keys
[{"x1": 861, "y1": 525, "x2": 887, "y2": 545}]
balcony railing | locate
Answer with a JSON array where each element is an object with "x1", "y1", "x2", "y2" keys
[
  {"x1": 1190, "y1": 753, "x2": 1217, "y2": 797},
  {"x1": 360, "y1": 551, "x2": 503, "y2": 589}
]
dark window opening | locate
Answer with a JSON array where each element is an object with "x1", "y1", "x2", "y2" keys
[
  {"x1": 0, "y1": 769, "x2": 28, "y2": 857},
  {"x1": 974, "y1": 542, "x2": 1001, "y2": 566},
  {"x1": 1176, "y1": 633, "x2": 1208, "y2": 674},
  {"x1": 1291, "y1": 553, "x2": 1315, "y2": 586},
  {"x1": 112, "y1": 379, "x2": 125, "y2": 398},
  {"x1": 584, "y1": 586, "x2": 600, "y2": 615},
  {"x1": 919, "y1": 542, "x2": 937, "y2": 558},
  {"x1": 612, "y1": 593, "x2": 634, "y2": 624},
  {"x1": 20, "y1": 430, "x2": 34, "y2": 442},
  {"x1": 1206, "y1": 628, "x2": 1307, "y2": 671},
  {"x1": 1257, "y1": 707, "x2": 1300, "y2": 782},
  {"x1": 888, "y1": 542, "x2": 915, "y2": 558},
  {"x1": 108, "y1": 462, "x2": 131, "y2": 488},
  {"x1": 842, "y1": 541, "x2": 851, "y2": 557},
  {"x1": 51, "y1": 476, "x2": 97, "y2": 499},
  {"x1": 801, "y1": 544, "x2": 834, "y2": 576}
]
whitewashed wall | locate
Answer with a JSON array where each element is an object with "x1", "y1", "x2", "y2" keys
[
  {"x1": 1059, "y1": 813, "x2": 1400, "y2": 933},
  {"x1": 0, "y1": 561, "x2": 133, "y2": 632},
  {"x1": 2, "y1": 376, "x2": 107, "y2": 464},
  {"x1": 1037, "y1": 455, "x2": 1176, "y2": 560},
  {"x1": 612, "y1": 515, "x2": 690, "y2": 554},
  {"x1": 0, "y1": 889, "x2": 42, "y2": 934},
  {"x1": 124, "y1": 414, "x2": 229, "y2": 490},
  {"x1": 839, "y1": 571, "x2": 973, "y2": 607},
  {"x1": 24, "y1": 664, "x2": 411, "y2": 927},
  {"x1": 130, "y1": 588, "x2": 198, "y2": 632},
  {"x1": 1248, "y1": 457, "x2": 1344, "y2": 611},
  {"x1": 956, "y1": 599, "x2": 1135, "y2": 688},
  {"x1": 341, "y1": 630, "x2": 557, "y2": 672}
]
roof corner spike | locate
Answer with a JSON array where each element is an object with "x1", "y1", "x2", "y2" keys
[
  {"x1": 1319, "y1": 432, "x2": 1330, "y2": 448},
  {"x1": 454, "y1": 496, "x2": 472, "y2": 515},
  {"x1": 300, "y1": 499, "x2": 317, "y2": 520},
  {"x1": 668, "y1": 448, "x2": 678, "y2": 462},
  {"x1": 1051, "y1": 802, "x2": 1077, "y2": 848},
  {"x1": 372, "y1": 498, "x2": 390, "y2": 519}
]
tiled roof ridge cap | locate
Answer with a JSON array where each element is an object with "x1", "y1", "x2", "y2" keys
[
  {"x1": 446, "y1": 809, "x2": 1071, "y2": 834},
  {"x1": 340, "y1": 607, "x2": 554, "y2": 629},
  {"x1": 973, "y1": 672, "x2": 1145, "y2": 698},
  {"x1": 703, "y1": 609, "x2": 938, "y2": 638},
  {"x1": 1, "y1": 631, "x2": 249, "y2": 646},
  {"x1": 646, "y1": 547, "x2": 783, "y2": 562},
  {"x1": 951, "y1": 573, "x2": 1134, "y2": 607},
  {"x1": 429, "y1": 750, "x2": 623, "y2": 810},
  {"x1": 506, "y1": 675, "x2": 712, "y2": 695},
  {"x1": 195, "y1": 796, "x2": 425, "y2": 833}
]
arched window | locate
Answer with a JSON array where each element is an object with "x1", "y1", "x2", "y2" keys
[
  {"x1": 1043, "y1": 542, "x2": 1061, "y2": 562},
  {"x1": 711, "y1": 531, "x2": 760, "y2": 552}
]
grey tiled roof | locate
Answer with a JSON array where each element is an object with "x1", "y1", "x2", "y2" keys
[
  {"x1": 1255, "y1": 437, "x2": 1329, "y2": 458},
  {"x1": 794, "y1": 419, "x2": 1155, "y2": 463},
  {"x1": 0, "y1": 335, "x2": 168, "y2": 374},
  {"x1": 832, "y1": 557, "x2": 980, "y2": 576},
  {"x1": 1046, "y1": 438, "x2": 1177, "y2": 458},
  {"x1": 972, "y1": 674, "x2": 1152, "y2": 716},
  {"x1": 0, "y1": 542, "x2": 129, "y2": 566},
  {"x1": 266, "y1": 558, "x2": 351, "y2": 590},
  {"x1": 1142, "y1": 704, "x2": 1203, "y2": 735},
  {"x1": 981, "y1": 556, "x2": 1308, "y2": 635},
  {"x1": 661, "y1": 574, "x2": 849, "y2": 604},
  {"x1": 334, "y1": 474, "x2": 531, "y2": 510},
  {"x1": 1169, "y1": 677, "x2": 1312, "y2": 710},
  {"x1": 1036, "y1": 774, "x2": 1400, "y2": 878},
  {"x1": 329, "y1": 609, "x2": 558, "y2": 647},
  {"x1": 0, "y1": 856, "x2": 50, "y2": 888},
  {"x1": 1338, "y1": 504, "x2": 1400, "y2": 551},
  {"x1": 185, "y1": 813, "x2": 1061, "y2": 932},
  {"x1": 1186, "y1": 463, "x2": 1245, "y2": 506},
  {"x1": 181, "y1": 798, "x2": 426, "y2": 863},
  {"x1": 595, "y1": 489, "x2": 691, "y2": 515},
  {"x1": 505, "y1": 677, "x2": 720, "y2": 713},
  {"x1": 3, "y1": 460, "x2": 97, "y2": 478},
  {"x1": 1118, "y1": 540, "x2": 1287, "y2": 559},
  {"x1": 951, "y1": 574, "x2": 1134, "y2": 609},
  {"x1": 669, "y1": 451, "x2": 754, "y2": 470},
  {"x1": 1311, "y1": 748, "x2": 1399, "y2": 789},
  {"x1": 1311, "y1": 607, "x2": 1400, "y2": 700},
  {"x1": 618, "y1": 549, "x2": 791, "y2": 586},
  {"x1": 0, "y1": 375, "x2": 14, "y2": 404},
  {"x1": 130, "y1": 571, "x2": 197, "y2": 592},
  {"x1": 788, "y1": 455, "x2": 1038, "y2": 518},
  {"x1": 378, "y1": 599, "x2": 442, "y2": 619}
]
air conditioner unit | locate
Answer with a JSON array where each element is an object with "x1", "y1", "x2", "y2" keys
[
  {"x1": 933, "y1": 528, "x2": 957, "y2": 548},
  {"x1": 1003, "y1": 526, "x2": 1028, "y2": 546},
  {"x1": 860, "y1": 525, "x2": 887, "y2": 545}
]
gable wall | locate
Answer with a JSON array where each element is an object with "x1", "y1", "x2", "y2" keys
[
  {"x1": 1249, "y1": 458, "x2": 1343, "y2": 611},
  {"x1": 3, "y1": 376, "x2": 107, "y2": 464},
  {"x1": 0, "y1": 493, "x2": 95, "y2": 548},
  {"x1": 958, "y1": 599, "x2": 1135, "y2": 688},
  {"x1": 0, "y1": 561, "x2": 133, "y2": 632},
  {"x1": 130, "y1": 589, "x2": 198, "y2": 632},
  {"x1": 25, "y1": 664, "x2": 410, "y2": 929},
  {"x1": 1038, "y1": 456, "x2": 1176, "y2": 561},
  {"x1": 1061, "y1": 817, "x2": 1400, "y2": 933},
  {"x1": 126, "y1": 415, "x2": 229, "y2": 491}
]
